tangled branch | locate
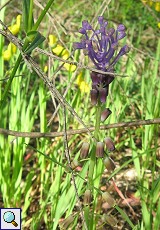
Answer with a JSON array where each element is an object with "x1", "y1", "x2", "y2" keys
[{"x1": 0, "y1": 118, "x2": 159, "y2": 138}]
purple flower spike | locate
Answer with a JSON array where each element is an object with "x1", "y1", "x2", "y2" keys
[
  {"x1": 117, "y1": 32, "x2": 126, "y2": 40},
  {"x1": 74, "y1": 16, "x2": 129, "y2": 104},
  {"x1": 79, "y1": 27, "x2": 86, "y2": 34},
  {"x1": 98, "y1": 16, "x2": 104, "y2": 25},
  {"x1": 82, "y1": 20, "x2": 92, "y2": 30},
  {"x1": 117, "y1": 24, "x2": 126, "y2": 31}
]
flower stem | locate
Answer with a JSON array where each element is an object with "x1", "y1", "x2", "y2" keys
[
  {"x1": 88, "y1": 100, "x2": 102, "y2": 188},
  {"x1": 94, "y1": 100, "x2": 102, "y2": 139},
  {"x1": 88, "y1": 100, "x2": 102, "y2": 229}
]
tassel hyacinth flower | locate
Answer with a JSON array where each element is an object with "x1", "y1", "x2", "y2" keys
[
  {"x1": 73, "y1": 17, "x2": 130, "y2": 227},
  {"x1": 73, "y1": 16, "x2": 129, "y2": 104}
]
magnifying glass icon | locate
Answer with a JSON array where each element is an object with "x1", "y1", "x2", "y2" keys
[{"x1": 3, "y1": 211, "x2": 18, "y2": 227}]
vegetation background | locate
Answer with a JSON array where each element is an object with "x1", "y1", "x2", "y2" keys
[{"x1": 0, "y1": 0, "x2": 159, "y2": 229}]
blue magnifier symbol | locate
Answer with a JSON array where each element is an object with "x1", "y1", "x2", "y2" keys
[{"x1": 3, "y1": 211, "x2": 18, "y2": 227}]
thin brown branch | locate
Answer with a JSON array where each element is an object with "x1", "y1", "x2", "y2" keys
[{"x1": 0, "y1": 118, "x2": 159, "y2": 139}]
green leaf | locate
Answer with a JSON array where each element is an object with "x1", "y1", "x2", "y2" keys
[
  {"x1": 141, "y1": 201, "x2": 151, "y2": 230},
  {"x1": 152, "y1": 178, "x2": 160, "y2": 203},
  {"x1": 22, "y1": 0, "x2": 34, "y2": 32},
  {"x1": 115, "y1": 205, "x2": 135, "y2": 228},
  {"x1": 154, "y1": 199, "x2": 160, "y2": 230},
  {"x1": 25, "y1": 31, "x2": 45, "y2": 54}
]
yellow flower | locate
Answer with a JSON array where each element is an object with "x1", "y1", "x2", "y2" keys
[
  {"x1": 3, "y1": 42, "x2": 17, "y2": 61},
  {"x1": 76, "y1": 72, "x2": 83, "y2": 85},
  {"x1": 62, "y1": 53, "x2": 69, "y2": 60},
  {"x1": 63, "y1": 63, "x2": 77, "y2": 72},
  {"x1": 155, "y1": 3, "x2": 160, "y2": 12},
  {"x1": 8, "y1": 14, "x2": 21, "y2": 35},
  {"x1": 3, "y1": 49, "x2": 11, "y2": 61},
  {"x1": 52, "y1": 45, "x2": 69, "y2": 56},
  {"x1": 62, "y1": 53, "x2": 76, "y2": 72},
  {"x1": 79, "y1": 81, "x2": 90, "y2": 93},
  {"x1": 12, "y1": 44, "x2": 17, "y2": 53},
  {"x1": 8, "y1": 24, "x2": 19, "y2": 35},
  {"x1": 44, "y1": 65, "x2": 48, "y2": 72},
  {"x1": 49, "y1": 34, "x2": 58, "y2": 46},
  {"x1": 16, "y1": 15, "x2": 21, "y2": 26},
  {"x1": 52, "y1": 45, "x2": 76, "y2": 72},
  {"x1": 8, "y1": 43, "x2": 17, "y2": 54},
  {"x1": 76, "y1": 72, "x2": 90, "y2": 93},
  {"x1": 158, "y1": 22, "x2": 160, "y2": 28}
]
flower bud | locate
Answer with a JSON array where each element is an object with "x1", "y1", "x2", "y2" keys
[
  {"x1": 96, "y1": 142, "x2": 104, "y2": 157},
  {"x1": 90, "y1": 89, "x2": 98, "y2": 105},
  {"x1": 102, "y1": 192, "x2": 116, "y2": 207},
  {"x1": 80, "y1": 142, "x2": 90, "y2": 158},
  {"x1": 59, "y1": 215, "x2": 74, "y2": 229},
  {"x1": 99, "y1": 88, "x2": 108, "y2": 103},
  {"x1": 101, "y1": 108, "x2": 112, "y2": 122},
  {"x1": 117, "y1": 24, "x2": 126, "y2": 31},
  {"x1": 103, "y1": 157, "x2": 115, "y2": 172},
  {"x1": 95, "y1": 196, "x2": 102, "y2": 212},
  {"x1": 71, "y1": 160, "x2": 79, "y2": 170},
  {"x1": 102, "y1": 214, "x2": 118, "y2": 227},
  {"x1": 83, "y1": 189, "x2": 92, "y2": 205},
  {"x1": 104, "y1": 137, "x2": 115, "y2": 151}
]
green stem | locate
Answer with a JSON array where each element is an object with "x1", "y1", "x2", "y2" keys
[
  {"x1": 28, "y1": 0, "x2": 34, "y2": 31},
  {"x1": 88, "y1": 100, "x2": 102, "y2": 187},
  {"x1": 88, "y1": 100, "x2": 102, "y2": 229},
  {"x1": 94, "y1": 101, "x2": 102, "y2": 139}
]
